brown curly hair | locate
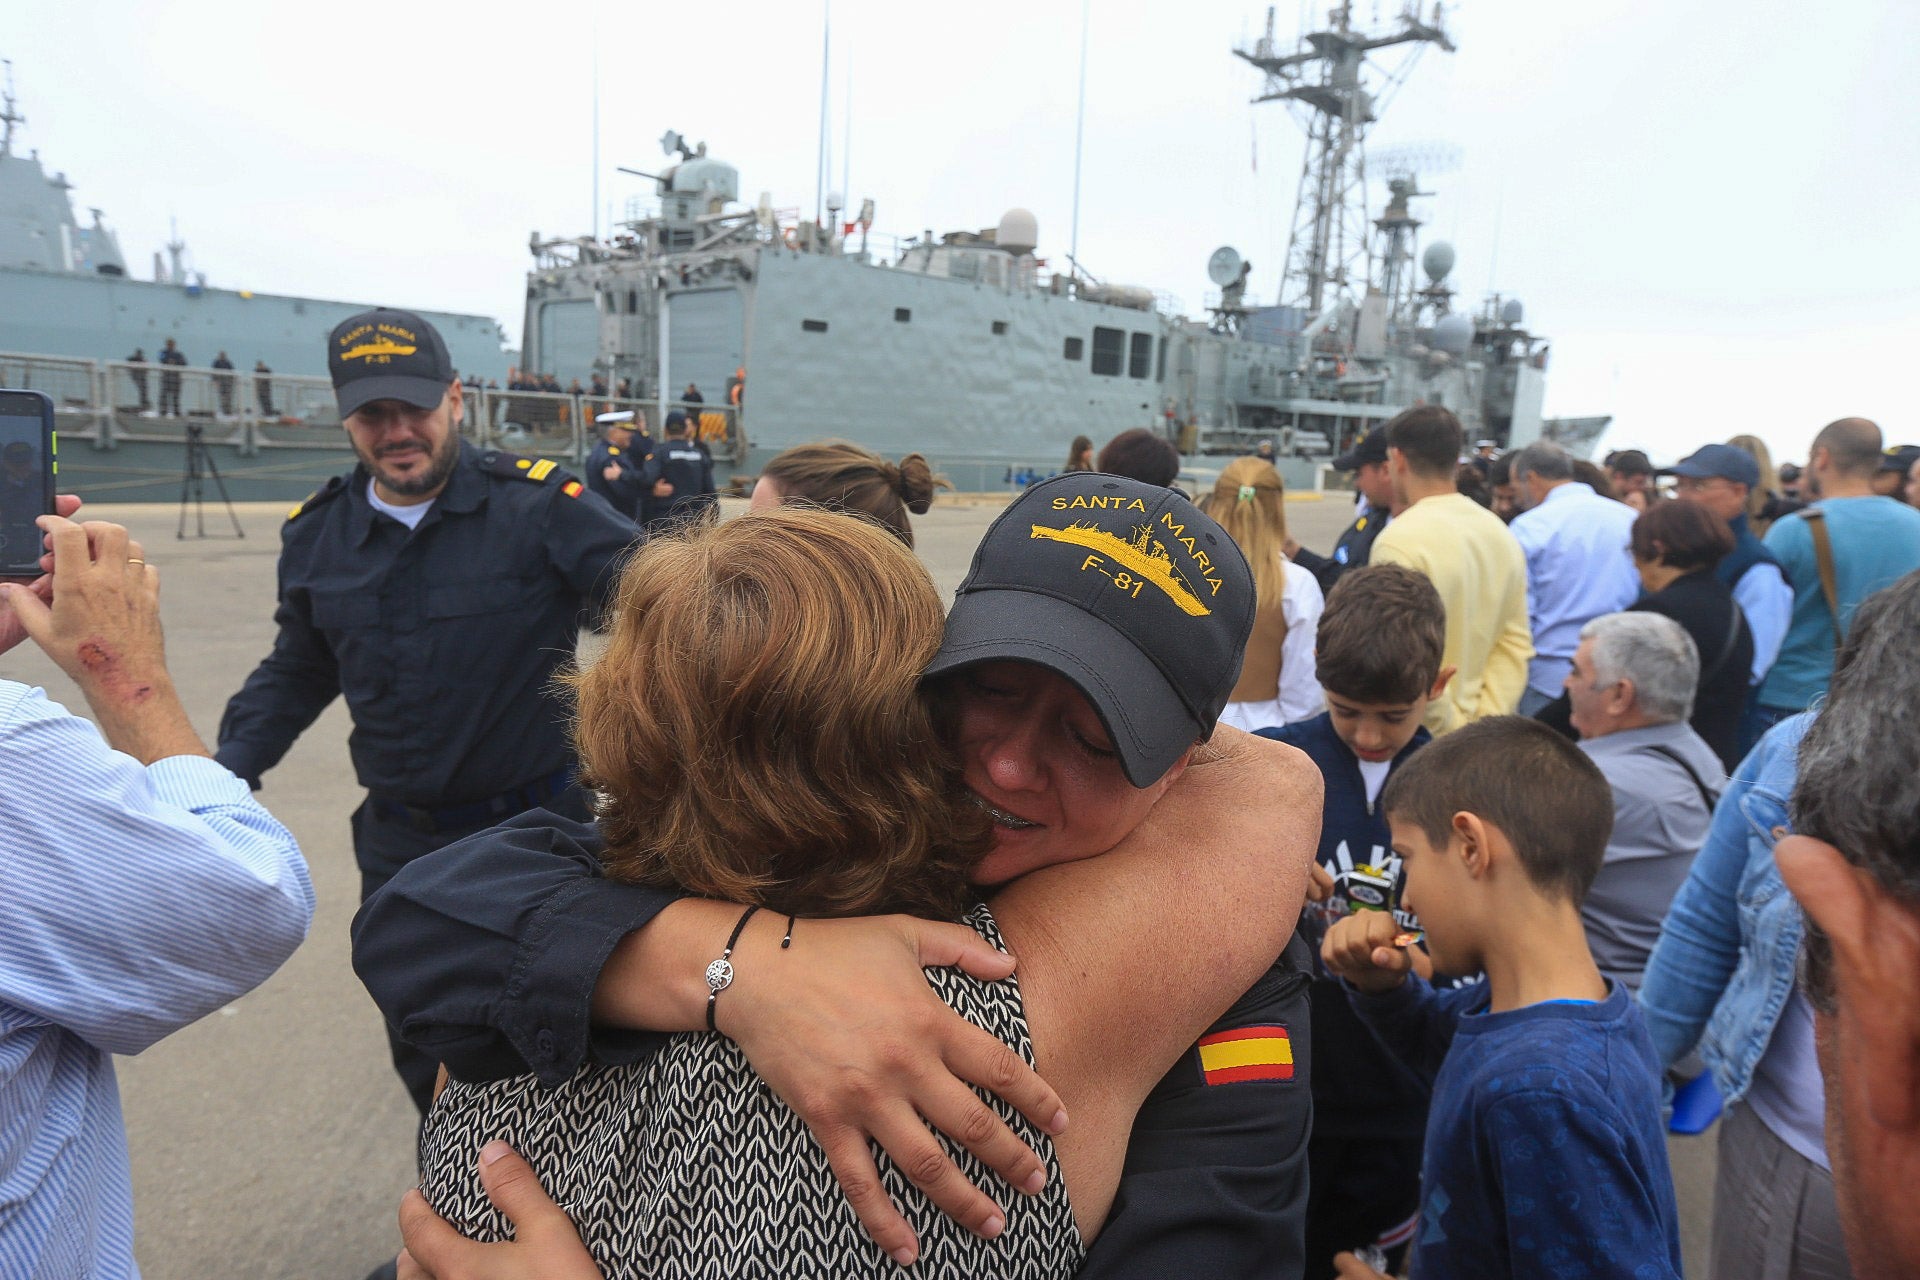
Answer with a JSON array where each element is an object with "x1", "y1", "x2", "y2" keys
[{"x1": 567, "y1": 507, "x2": 989, "y2": 919}]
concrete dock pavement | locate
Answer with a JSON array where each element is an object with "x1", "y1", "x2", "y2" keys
[{"x1": 0, "y1": 491, "x2": 1714, "y2": 1277}]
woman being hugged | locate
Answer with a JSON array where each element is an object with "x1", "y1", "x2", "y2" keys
[{"x1": 415, "y1": 493, "x2": 1303, "y2": 1279}]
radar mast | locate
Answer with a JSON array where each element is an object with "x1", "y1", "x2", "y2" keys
[
  {"x1": 1235, "y1": 3, "x2": 1453, "y2": 316},
  {"x1": 0, "y1": 60, "x2": 24, "y2": 158}
]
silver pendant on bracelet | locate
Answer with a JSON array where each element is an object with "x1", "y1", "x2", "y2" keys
[{"x1": 705, "y1": 957, "x2": 735, "y2": 994}]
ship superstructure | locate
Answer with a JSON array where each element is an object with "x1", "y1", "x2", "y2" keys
[{"x1": 522, "y1": 5, "x2": 1607, "y2": 485}]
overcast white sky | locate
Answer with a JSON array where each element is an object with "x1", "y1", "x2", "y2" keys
[{"x1": 11, "y1": 0, "x2": 1917, "y2": 463}]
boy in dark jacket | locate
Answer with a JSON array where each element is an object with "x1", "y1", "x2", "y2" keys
[
  {"x1": 1258, "y1": 563, "x2": 1452, "y2": 1275},
  {"x1": 1324, "y1": 718, "x2": 1682, "y2": 1280}
]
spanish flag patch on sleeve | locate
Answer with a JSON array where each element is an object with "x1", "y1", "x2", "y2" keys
[
  {"x1": 1197, "y1": 1025, "x2": 1294, "y2": 1085},
  {"x1": 562, "y1": 480, "x2": 584, "y2": 498}
]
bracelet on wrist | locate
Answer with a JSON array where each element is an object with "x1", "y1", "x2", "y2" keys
[{"x1": 705, "y1": 905, "x2": 761, "y2": 1032}]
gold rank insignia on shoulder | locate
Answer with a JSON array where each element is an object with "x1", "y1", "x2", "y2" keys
[
  {"x1": 608, "y1": 446, "x2": 621, "y2": 456},
  {"x1": 287, "y1": 476, "x2": 345, "y2": 520},
  {"x1": 484, "y1": 451, "x2": 575, "y2": 486}
]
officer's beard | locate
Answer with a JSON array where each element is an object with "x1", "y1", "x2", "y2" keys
[{"x1": 361, "y1": 415, "x2": 461, "y2": 498}]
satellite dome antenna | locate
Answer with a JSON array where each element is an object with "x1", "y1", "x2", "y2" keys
[
  {"x1": 1206, "y1": 246, "x2": 1252, "y2": 331},
  {"x1": 1207, "y1": 246, "x2": 1246, "y2": 287}
]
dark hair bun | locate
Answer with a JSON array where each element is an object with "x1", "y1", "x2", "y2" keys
[{"x1": 895, "y1": 453, "x2": 939, "y2": 514}]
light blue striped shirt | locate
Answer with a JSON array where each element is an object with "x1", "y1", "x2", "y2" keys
[
  {"x1": 1509, "y1": 482, "x2": 1643, "y2": 695},
  {"x1": 0, "y1": 681, "x2": 313, "y2": 1278}
]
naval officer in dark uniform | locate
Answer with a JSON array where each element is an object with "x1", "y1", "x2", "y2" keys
[
  {"x1": 214, "y1": 307, "x2": 639, "y2": 1113},
  {"x1": 584, "y1": 409, "x2": 656, "y2": 519},
  {"x1": 645, "y1": 409, "x2": 717, "y2": 531},
  {"x1": 1288, "y1": 424, "x2": 1395, "y2": 595}
]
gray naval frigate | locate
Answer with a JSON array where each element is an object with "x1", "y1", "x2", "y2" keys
[
  {"x1": 5, "y1": 4, "x2": 1607, "y2": 503},
  {"x1": 519, "y1": 1, "x2": 1608, "y2": 491}
]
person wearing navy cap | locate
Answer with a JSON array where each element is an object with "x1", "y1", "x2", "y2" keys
[
  {"x1": 1659, "y1": 442, "x2": 1794, "y2": 699},
  {"x1": 215, "y1": 307, "x2": 641, "y2": 1119},
  {"x1": 357, "y1": 473, "x2": 1327, "y2": 1280},
  {"x1": 1874, "y1": 443, "x2": 1920, "y2": 504},
  {"x1": 643, "y1": 408, "x2": 717, "y2": 532},
  {"x1": 1288, "y1": 425, "x2": 1395, "y2": 593},
  {"x1": 585, "y1": 409, "x2": 657, "y2": 519}
]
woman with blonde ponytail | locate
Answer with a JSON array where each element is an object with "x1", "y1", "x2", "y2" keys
[
  {"x1": 1198, "y1": 456, "x2": 1326, "y2": 730},
  {"x1": 749, "y1": 440, "x2": 947, "y2": 547}
]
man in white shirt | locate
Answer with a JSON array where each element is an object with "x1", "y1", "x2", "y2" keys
[{"x1": 1508, "y1": 441, "x2": 1641, "y2": 714}]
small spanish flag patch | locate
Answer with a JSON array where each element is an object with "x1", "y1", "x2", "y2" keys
[
  {"x1": 1197, "y1": 1025, "x2": 1294, "y2": 1085},
  {"x1": 561, "y1": 480, "x2": 584, "y2": 498}
]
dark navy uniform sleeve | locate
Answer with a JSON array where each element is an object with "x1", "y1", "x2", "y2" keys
[
  {"x1": 1077, "y1": 937, "x2": 1314, "y2": 1280},
  {"x1": 534, "y1": 462, "x2": 642, "y2": 618},
  {"x1": 214, "y1": 486, "x2": 346, "y2": 786},
  {"x1": 351, "y1": 810, "x2": 683, "y2": 1086}
]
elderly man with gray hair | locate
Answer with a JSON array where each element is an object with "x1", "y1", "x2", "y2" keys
[
  {"x1": 1509, "y1": 440, "x2": 1642, "y2": 714},
  {"x1": 1563, "y1": 611, "x2": 1724, "y2": 993}
]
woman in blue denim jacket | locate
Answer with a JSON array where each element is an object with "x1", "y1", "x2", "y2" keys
[
  {"x1": 1638, "y1": 713, "x2": 1808, "y2": 1094},
  {"x1": 1639, "y1": 710, "x2": 1851, "y2": 1279}
]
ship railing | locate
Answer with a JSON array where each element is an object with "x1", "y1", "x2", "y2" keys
[
  {"x1": 0, "y1": 352, "x2": 100, "y2": 430},
  {"x1": 475, "y1": 389, "x2": 583, "y2": 458},
  {"x1": 0, "y1": 351, "x2": 750, "y2": 473}
]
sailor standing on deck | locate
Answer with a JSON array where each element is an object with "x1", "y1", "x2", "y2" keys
[
  {"x1": 585, "y1": 410, "x2": 656, "y2": 520},
  {"x1": 158, "y1": 338, "x2": 187, "y2": 417},
  {"x1": 213, "y1": 307, "x2": 640, "y2": 1115}
]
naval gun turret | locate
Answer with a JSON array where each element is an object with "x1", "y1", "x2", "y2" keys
[{"x1": 651, "y1": 131, "x2": 739, "y2": 250}]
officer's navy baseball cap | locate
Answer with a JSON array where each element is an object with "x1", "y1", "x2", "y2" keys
[
  {"x1": 1878, "y1": 444, "x2": 1920, "y2": 474},
  {"x1": 1659, "y1": 443, "x2": 1760, "y2": 488},
  {"x1": 1333, "y1": 426, "x2": 1389, "y2": 472},
  {"x1": 328, "y1": 308, "x2": 456, "y2": 419},
  {"x1": 923, "y1": 472, "x2": 1255, "y2": 787},
  {"x1": 664, "y1": 410, "x2": 689, "y2": 429}
]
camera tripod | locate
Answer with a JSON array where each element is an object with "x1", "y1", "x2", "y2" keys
[{"x1": 177, "y1": 423, "x2": 244, "y2": 540}]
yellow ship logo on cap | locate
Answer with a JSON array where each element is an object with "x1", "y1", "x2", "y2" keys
[
  {"x1": 1030, "y1": 520, "x2": 1212, "y2": 616},
  {"x1": 339, "y1": 337, "x2": 418, "y2": 362}
]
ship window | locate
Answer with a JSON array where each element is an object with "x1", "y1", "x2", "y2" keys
[
  {"x1": 1156, "y1": 337, "x2": 1167, "y2": 382},
  {"x1": 1063, "y1": 337, "x2": 1084, "y2": 361},
  {"x1": 895, "y1": 307, "x2": 912, "y2": 322},
  {"x1": 1091, "y1": 327, "x2": 1124, "y2": 377},
  {"x1": 627, "y1": 290, "x2": 639, "y2": 314},
  {"x1": 802, "y1": 319, "x2": 830, "y2": 333},
  {"x1": 1128, "y1": 332, "x2": 1153, "y2": 379},
  {"x1": 992, "y1": 320, "x2": 1009, "y2": 335}
]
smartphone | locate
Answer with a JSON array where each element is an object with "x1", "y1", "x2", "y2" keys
[{"x1": 0, "y1": 389, "x2": 57, "y2": 576}]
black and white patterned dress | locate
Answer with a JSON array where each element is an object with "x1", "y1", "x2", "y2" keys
[{"x1": 418, "y1": 903, "x2": 1084, "y2": 1279}]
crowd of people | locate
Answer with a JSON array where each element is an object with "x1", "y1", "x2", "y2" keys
[{"x1": 6, "y1": 304, "x2": 1920, "y2": 1280}]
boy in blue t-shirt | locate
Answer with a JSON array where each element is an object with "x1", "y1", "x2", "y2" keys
[
  {"x1": 1323, "y1": 717, "x2": 1682, "y2": 1280},
  {"x1": 1258, "y1": 563, "x2": 1453, "y2": 1275}
]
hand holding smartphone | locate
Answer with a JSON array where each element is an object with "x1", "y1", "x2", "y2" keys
[{"x1": 0, "y1": 390, "x2": 57, "y2": 577}]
